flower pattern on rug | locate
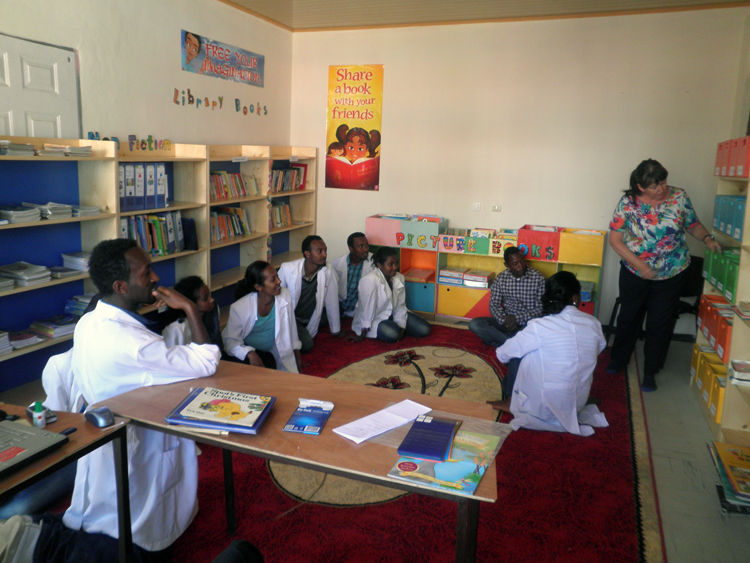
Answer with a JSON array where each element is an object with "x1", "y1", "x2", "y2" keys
[
  {"x1": 383, "y1": 349, "x2": 431, "y2": 393},
  {"x1": 429, "y1": 364, "x2": 476, "y2": 396},
  {"x1": 367, "y1": 376, "x2": 410, "y2": 390}
]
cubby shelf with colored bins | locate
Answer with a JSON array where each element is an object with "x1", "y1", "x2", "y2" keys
[
  {"x1": 0, "y1": 135, "x2": 118, "y2": 372},
  {"x1": 698, "y1": 172, "x2": 750, "y2": 446}
]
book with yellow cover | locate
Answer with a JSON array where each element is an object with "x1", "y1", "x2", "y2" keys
[{"x1": 713, "y1": 441, "x2": 750, "y2": 500}]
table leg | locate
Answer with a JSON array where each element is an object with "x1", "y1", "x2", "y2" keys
[
  {"x1": 223, "y1": 448, "x2": 236, "y2": 535},
  {"x1": 455, "y1": 498, "x2": 480, "y2": 563},
  {"x1": 113, "y1": 429, "x2": 134, "y2": 563}
]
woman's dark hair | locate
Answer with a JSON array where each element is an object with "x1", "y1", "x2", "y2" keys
[
  {"x1": 372, "y1": 246, "x2": 398, "y2": 267},
  {"x1": 626, "y1": 159, "x2": 668, "y2": 198},
  {"x1": 163, "y1": 275, "x2": 206, "y2": 324},
  {"x1": 541, "y1": 271, "x2": 581, "y2": 316},
  {"x1": 235, "y1": 261, "x2": 272, "y2": 300},
  {"x1": 89, "y1": 238, "x2": 139, "y2": 296}
]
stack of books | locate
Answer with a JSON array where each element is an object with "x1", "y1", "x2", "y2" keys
[
  {"x1": 734, "y1": 301, "x2": 750, "y2": 322},
  {"x1": 40, "y1": 143, "x2": 92, "y2": 157},
  {"x1": 710, "y1": 441, "x2": 750, "y2": 513},
  {"x1": 0, "y1": 278, "x2": 14, "y2": 292},
  {"x1": 729, "y1": 360, "x2": 750, "y2": 387},
  {"x1": 21, "y1": 202, "x2": 73, "y2": 219},
  {"x1": 62, "y1": 251, "x2": 91, "y2": 272},
  {"x1": 30, "y1": 314, "x2": 78, "y2": 338},
  {"x1": 8, "y1": 331, "x2": 44, "y2": 349},
  {"x1": 402, "y1": 268, "x2": 433, "y2": 283},
  {"x1": 0, "y1": 262, "x2": 52, "y2": 287},
  {"x1": 438, "y1": 266, "x2": 467, "y2": 286},
  {"x1": 49, "y1": 266, "x2": 82, "y2": 279},
  {"x1": 463, "y1": 269, "x2": 494, "y2": 289},
  {"x1": 0, "y1": 141, "x2": 34, "y2": 156},
  {"x1": 0, "y1": 331, "x2": 12, "y2": 356},
  {"x1": 65, "y1": 293, "x2": 97, "y2": 317},
  {"x1": 0, "y1": 205, "x2": 42, "y2": 224},
  {"x1": 72, "y1": 205, "x2": 101, "y2": 217}
]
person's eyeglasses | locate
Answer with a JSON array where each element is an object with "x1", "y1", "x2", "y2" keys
[{"x1": 643, "y1": 180, "x2": 667, "y2": 192}]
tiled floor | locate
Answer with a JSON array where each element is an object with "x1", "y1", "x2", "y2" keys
[
  {"x1": 639, "y1": 340, "x2": 750, "y2": 563},
  {"x1": 3, "y1": 340, "x2": 750, "y2": 561}
]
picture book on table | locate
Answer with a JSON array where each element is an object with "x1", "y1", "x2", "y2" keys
[
  {"x1": 388, "y1": 430, "x2": 503, "y2": 496},
  {"x1": 165, "y1": 387, "x2": 275, "y2": 435}
]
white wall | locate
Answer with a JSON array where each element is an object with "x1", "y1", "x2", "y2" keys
[
  {"x1": 290, "y1": 8, "x2": 750, "y2": 325},
  {"x1": 1, "y1": 0, "x2": 293, "y2": 146}
]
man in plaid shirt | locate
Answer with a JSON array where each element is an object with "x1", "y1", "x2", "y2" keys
[{"x1": 469, "y1": 246, "x2": 544, "y2": 396}]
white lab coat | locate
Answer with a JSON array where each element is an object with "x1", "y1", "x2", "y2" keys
[
  {"x1": 221, "y1": 288, "x2": 301, "y2": 373},
  {"x1": 352, "y1": 269, "x2": 408, "y2": 338},
  {"x1": 496, "y1": 305, "x2": 608, "y2": 437},
  {"x1": 161, "y1": 305, "x2": 220, "y2": 347},
  {"x1": 64, "y1": 300, "x2": 220, "y2": 552},
  {"x1": 331, "y1": 252, "x2": 375, "y2": 316},
  {"x1": 277, "y1": 258, "x2": 341, "y2": 337},
  {"x1": 42, "y1": 348, "x2": 85, "y2": 413}
]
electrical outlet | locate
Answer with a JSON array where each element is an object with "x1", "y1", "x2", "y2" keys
[
  {"x1": 472, "y1": 202, "x2": 481, "y2": 212},
  {"x1": 492, "y1": 205, "x2": 502, "y2": 212}
]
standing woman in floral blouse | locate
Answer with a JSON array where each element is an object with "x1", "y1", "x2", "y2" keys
[{"x1": 607, "y1": 159, "x2": 722, "y2": 391}]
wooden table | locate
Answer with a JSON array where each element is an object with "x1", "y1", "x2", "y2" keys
[
  {"x1": 102, "y1": 361, "x2": 498, "y2": 563},
  {"x1": 0, "y1": 404, "x2": 133, "y2": 563}
]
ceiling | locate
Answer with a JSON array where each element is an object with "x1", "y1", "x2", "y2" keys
[{"x1": 220, "y1": 0, "x2": 748, "y2": 31}]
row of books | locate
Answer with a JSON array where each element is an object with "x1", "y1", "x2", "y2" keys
[
  {"x1": 269, "y1": 165, "x2": 306, "y2": 193},
  {"x1": 444, "y1": 228, "x2": 518, "y2": 239},
  {"x1": 119, "y1": 163, "x2": 168, "y2": 212},
  {"x1": 210, "y1": 207, "x2": 252, "y2": 243},
  {"x1": 438, "y1": 267, "x2": 495, "y2": 289},
  {"x1": 270, "y1": 202, "x2": 292, "y2": 228},
  {"x1": 120, "y1": 211, "x2": 185, "y2": 256},
  {"x1": 0, "y1": 253, "x2": 91, "y2": 290},
  {"x1": 0, "y1": 329, "x2": 44, "y2": 351},
  {"x1": 0, "y1": 203, "x2": 100, "y2": 223},
  {"x1": 36, "y1": 143, "x2": 93, "y2": 157},
  {"x1": 210, "y1": 171, "x2": 260, "y2": 200}
]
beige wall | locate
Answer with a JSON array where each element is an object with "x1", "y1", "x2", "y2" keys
[
  {"x1": 290, "y1": 7, "x2": 750, "y2": 323},
  {"x1": 1, "y1": 0, "x2": 293, "y2": 146}
]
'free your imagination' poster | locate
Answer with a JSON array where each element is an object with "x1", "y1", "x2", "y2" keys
[
  {"x1": 325, "y1": 65, "x2": 383, "y2": 191},
  {"x1": 181, "y1": 30, "x2": 264, "y2": 87}
]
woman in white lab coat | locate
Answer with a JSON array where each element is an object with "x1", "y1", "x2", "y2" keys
[
  {"x1": 162, "y1": 275, "x2": 224, "y2": 352},
  {"x1": 489, "y1": 271, "x2": 608, "y2": 436},
  {"x1": 349, "y1": 246, "x2": 431, "y2": 343},
  {"x1": 222, "y1": 261, "x2": 301, "y2": 372}
]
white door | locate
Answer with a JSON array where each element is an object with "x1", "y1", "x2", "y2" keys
[{"x1": 0, "y1": 33, "x2": 81, "y2": 138}]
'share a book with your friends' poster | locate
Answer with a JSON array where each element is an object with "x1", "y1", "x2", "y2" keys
[{"x1": 165, "y1": 387, "x2": 275, "y2": 435}]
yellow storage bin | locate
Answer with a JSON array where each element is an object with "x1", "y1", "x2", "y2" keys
[
  {"x1": 703, "y1": 362, "x2": 728, "y2": 405},
  {"x1": 710, "y1": 375, "x2": 726, "y2": 423},
  {"x1": 696, "y1": 351, "x2": 723, "y2": 394},
  {"x1": 691, "y1": 344, "x2": 715, "y2": 383},
  {"x1": 558, "y1": 228, "x2": 606, "y2": 265}
]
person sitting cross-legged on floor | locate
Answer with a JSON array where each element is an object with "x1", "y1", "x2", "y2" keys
[{"x1": 487, "y1": 271, "x2": 608, "y2": 437}]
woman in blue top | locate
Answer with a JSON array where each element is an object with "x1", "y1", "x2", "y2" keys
[
  {"x1": 222, "y1": 261, "x2": 302, "y2": 372},
  {"x1": 608, "y1": 159, "x2": 721, "y2": 391}
]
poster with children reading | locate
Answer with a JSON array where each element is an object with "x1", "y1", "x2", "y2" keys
[{"x1": 325, "y1": 65, "x2": 383, "y2": 190}]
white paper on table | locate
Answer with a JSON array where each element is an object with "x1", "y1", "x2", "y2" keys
[{"x1": 332, "y1": 399, "x2": 431, "y2": 444}]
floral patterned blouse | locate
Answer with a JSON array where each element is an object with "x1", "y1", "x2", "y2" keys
[{"x1": 609, "y1": 187, "x2": 699, "y2": 280}]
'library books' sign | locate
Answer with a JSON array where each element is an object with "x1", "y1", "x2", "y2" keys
[
  {"x1": 325, "y1": 65, "x2": 383, "y2": 191},
  {"x1": 181, "y1": 30, "x2": 264, "y2": 87}
]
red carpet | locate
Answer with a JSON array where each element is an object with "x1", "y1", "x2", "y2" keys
[{"x1": 172, "y1": 322, "x2": 649, "y2": 563}]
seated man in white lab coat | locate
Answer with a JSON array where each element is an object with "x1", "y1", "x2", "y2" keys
[
  {"x1": 0, "y1": 239, "x2": 222, "y2": 563},
  {"x1": 278, "y1": 235, "x2": 346, "y2": 352},
  {"x1": 330, "y1": 232, "x2": 374, "y2": 317}
]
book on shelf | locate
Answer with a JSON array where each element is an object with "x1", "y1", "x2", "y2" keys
[
  {"x1": 124, "y1": 164, "x2": 136, "y2": 211},
  {"x1": 156, "y1": 163, "x2": 167, "y2": 208},
  {"x1": 729, "y1": 360, "x2": 750, "y2": 385},
  {"x1": 61, "y1": 251, "x2": 91, "y2": 272},
  {"x1": 0, "y1": 142, "x2": 34, "y2": 156},
  {"x1": 49, "y1": 266, "x2": 82, "y2": 279},
  {"x1": 243, "y1": 175, "x2": 260, "y2": 196},
  {"x1": 8, "y1": 331, "x2": 45, "y2": 349},
  {"x1": 29, "y1": 314, "x2": 78, "y2": 338},
  {"x1": 397, "y1": 415, "x2": 462, "y2": 462},
  {"x1": 133, "y1": 163, "x2": 145, "y2": 211},
  {"x1": 164, "y1": 387, "x2": 276, "y2": 435},
  {"x1": 388, "y1": 429, "x2": 504, "y2": 496},
  {"x1": 438, "y1": 266, "x2": 468, "y2": 279},
  {"x1": 71, "y1": 205, "x2": 100, "y2": 217},
  {"x1": 0, "y1": 331, "x2": 11, "y2": 356},
  {"x1": 145, "y1": 164, "x2": 156, "y2": 209},
  {"x1": 713, "y1": 442, "x2": 750, "y2": 502},
  {"x1": 437, "y1": 276, "x2": 464, "y2": 286},
  {"x1": 463, "y1": 270, "x2": 494, "y2": 284},
  {"x1": 290, "y1": 162, "x2": 308, "y2": 190},
  {"x1": 283, "y1": 399, "x2": 334, "y2": 435},
  {"x1": 173, "y1": 210, "x2": 185, "y2": 252},
  {"x1": 0, "y1": 278, "x2": 15, "y2": 291},
  {"x1": 469, "y1": 228, "x2": 496, "y2": 239},
  {"x1": 0, "y1": 262, "x2": 51, "y2": 280},
  {"x1": 182, "y1": 217, "x2": 198, "y2": 251},
  {"x1": 0, "y1": 205, "x2": 41, "y2": 223},
  {"x1": 64, "y1": 293, "x2": 97, "y2": 317},
  {"x1": 402, "y1": 268, "x2": 434, "y2": 283},
  {"x1": 21, "y1": 202, "x2": 73, "y2": 219},
  {"x1": 445, "y1": 227, "x2": 470, "y2": 236},
  {"x1": 463, "y1": 280, "x2": 490, "y2": 289},
  {"x1": 42, "y1": 143, "x2": 92, "y2": 157},
  {"x1": 526, "y1": 225, "x2": 558, "y2": 232}
]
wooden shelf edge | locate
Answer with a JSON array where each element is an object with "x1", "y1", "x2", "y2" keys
[
  {"x1": 0, "y1": 213, "x2": 116, "y2": 230},
  {"x1": 0, "y1": 273, "x2": 90, "y2": 298},
  {"x1": 210, "y1": 195, "x2": 266, "y2": 205},
  {"x1": 149, "y1": 248, "x2": 206, "y2": 264},
  {"x1": 0, "y1": 334, "x2": 73, "y2": 363},
  {"x1": 269, "y1": 189, "x2": 315, "y2": 198},
  {"x1": 269, "y1": 222, "x2": 314, "y2": 235},
  {"x1": 120, "y1": 201, "x2": 204, "y2": 216},
  {"x1": 210, "y1": 232, "x2": 267, "y2": 250}
]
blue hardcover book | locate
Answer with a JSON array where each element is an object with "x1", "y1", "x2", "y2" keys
[
  {"x1": 397, "y1": 414, "x2": 462, "y2": 462},
  {"x1": 165, "y1": 387, "x2": 275, "y2": 435},
  {"x1": 133, "y1": 163, "x2": 145, "y2": 210},
  {"x1": 145, "y1": 164, "x2": 156, "y2": 209},
  {"x1": 283, "y1": 399, "x2": 334, "y2": 435}
]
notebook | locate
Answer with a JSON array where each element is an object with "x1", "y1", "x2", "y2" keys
[{"x1": 0, "y1": 420, "x2": 69, "y2": 479}]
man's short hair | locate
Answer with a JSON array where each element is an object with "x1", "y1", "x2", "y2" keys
[
  {"x1": 301, "y1": 235, "x2": 323, "y2": 254},
  {"x1": 89, "y1": 239, "x2": 139, "y2": 296},
  {"x1": 347, "y1": 232, "x2": 366, "y2": 249},
  {"x1": 503, "y1": 246, "x2": 523, "y2": 263}
]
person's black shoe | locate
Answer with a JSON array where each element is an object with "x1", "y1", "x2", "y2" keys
[
  {"x1": 605, "y1": 361, "x2": 622, "y2": 374},
  {"x1": 641, "y1": 374, "x2": 657, "y2": 392}
]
